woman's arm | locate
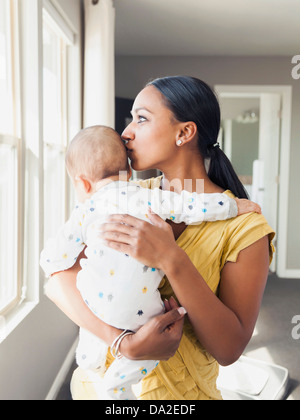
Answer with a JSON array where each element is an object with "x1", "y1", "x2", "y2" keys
[
  {"x1": 162, "y1": 235, "x2": 270, "y2": 366},
  {"x1": 45, "y1": 252, "x2": 121, "y2": 346},
  {"x1": 45, "y1": 250, "x2": 186, "y2": 360},
  {"x1": 100, "y1": 212, "x2": 270, "y2": 366}
]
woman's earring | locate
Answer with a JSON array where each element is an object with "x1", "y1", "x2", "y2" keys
[{"x1": 176, "y1": 140, "x2": 183, "y2": 146}]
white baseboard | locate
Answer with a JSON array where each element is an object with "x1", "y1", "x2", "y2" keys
[
  {"x1": 277, "y1": 268, "x2": 300, "y2": 280},
  {"x1": 45, "y1": 338, "x2": 78, "y2": 400}
]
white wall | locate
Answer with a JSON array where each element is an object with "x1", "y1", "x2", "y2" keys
[
  {"x1": 115, "y1": 55, "x2": 300, "y2": 272},
  {"x1": 0, "y1": 297, "x2": 78, "y2": 399},
  {"x1": 0, "y1": 0, "x2": 82, "y2": 400}
]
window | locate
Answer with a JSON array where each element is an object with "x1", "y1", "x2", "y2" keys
[
  {"x1": 43, "y1": 11, "x2": 69, "y2": 242},
  {"x1": 0, "y1": 0, "x2": 22, "y2": 316},
  {"x1": 0, "y1": 0, "x2": 80, "y2": 341},
  {"x1": 0, "y1": 0, "x2": 15, "y2": 135},
  {"x1": 0, "y1": 135, "x2": 20, "y2": 314}
]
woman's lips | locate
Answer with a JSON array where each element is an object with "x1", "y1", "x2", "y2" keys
[{"x1": 124, "y1": 142, "x2": 134, "y2": 156}]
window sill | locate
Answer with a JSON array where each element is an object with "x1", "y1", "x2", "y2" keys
[{"x1": 0, "y1": 300, "x2": 39, "y2": 343}]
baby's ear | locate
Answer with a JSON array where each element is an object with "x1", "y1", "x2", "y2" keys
[{"x1": 76, "y1": 175, "x2": 92, "y2": 193}]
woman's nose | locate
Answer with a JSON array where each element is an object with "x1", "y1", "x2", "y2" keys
[{"x1": 121, "y1": 121, "x2": 135, "y2": 141}]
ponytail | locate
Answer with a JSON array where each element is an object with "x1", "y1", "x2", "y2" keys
[
  {"x1": 148, "y1": 76, "x2": 249, "y2": 198},
  {"x1": 208, "y1": 146, "x2": 249, "y2": 199}
]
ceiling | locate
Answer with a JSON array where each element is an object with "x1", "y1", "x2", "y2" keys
[{"x1": 114, "y1": 0, "x2": 300, "y2": 56}]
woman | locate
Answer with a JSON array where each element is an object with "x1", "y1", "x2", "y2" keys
[{"x1": 46, "y1": 76, "x2": 275, "y2": 400}]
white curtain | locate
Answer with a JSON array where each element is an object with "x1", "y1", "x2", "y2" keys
[{"x1": 83, "y1": 0, "x2": 115, "y2": 128}]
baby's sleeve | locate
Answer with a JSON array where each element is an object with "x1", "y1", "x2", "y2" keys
[
  {"x1": 40, "y1": 204, "x2": 86, "y2": 277},
  {"x1": 150, "y1": 189, "x2": 238, "y2": 224},
  {"x1": 185, "y1": 192, "x2": 238, "y2": 223}
]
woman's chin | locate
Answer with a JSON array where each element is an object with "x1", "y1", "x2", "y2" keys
[
  {"x1": 130, "y1": 157, "x2": 156, "y2": 173},
  {"x1": 130, "y1": 160, "x2": 143, "y2": 172}
]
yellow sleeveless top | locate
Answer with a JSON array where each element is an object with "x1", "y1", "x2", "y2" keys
[{"x1": 71, "y1": 176, "x2": 275, "y2": 400}]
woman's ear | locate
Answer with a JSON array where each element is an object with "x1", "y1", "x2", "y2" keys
[{"x1": 176, "y1": 122, "x2": 198, "y2": 146}]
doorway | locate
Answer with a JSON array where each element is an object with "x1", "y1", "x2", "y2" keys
[{"x1": 215, "y1": 85, "x2": 292, "y2": 276}]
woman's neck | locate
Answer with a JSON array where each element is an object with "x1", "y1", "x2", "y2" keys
[{"x1": 161, "y1": 156, "x2": 223, "y2": 194}]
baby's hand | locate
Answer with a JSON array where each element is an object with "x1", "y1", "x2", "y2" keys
[{"x1": 235, "y1": 198, "x2": 262, "y2": 216}]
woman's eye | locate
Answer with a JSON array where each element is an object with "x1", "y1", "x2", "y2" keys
[{"x1": 137, "y1": 115, "x2": 147, "y2": 123}]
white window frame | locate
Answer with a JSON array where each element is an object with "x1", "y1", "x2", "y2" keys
[
  {"x1": 0, "y1": 0, "x2": 80, "y2": 343},
  {"x1": 42, "y1": 0, "x2": 82, "y2": 218},
  {"x1": 43, "y1": 7, "x2": 71, "y2": 242},
  {"x1": 0, "y1": 0, "x2": 24, "y2": 342},
  {"x1": 0, "y1": 134, "x2": 22, "y2": 314}
]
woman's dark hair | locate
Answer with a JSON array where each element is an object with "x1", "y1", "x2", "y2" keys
[{"x1": 147, "y1": 76, "x2": 248, "y2": 199}]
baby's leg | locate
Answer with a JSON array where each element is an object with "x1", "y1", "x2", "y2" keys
[{"x1": 94, "y1": 357, "x2": 159, "y2": 400}]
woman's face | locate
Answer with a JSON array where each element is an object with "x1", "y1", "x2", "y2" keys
[{"x1": 122, "y1": 85, "x2": 182, "y2": 172}]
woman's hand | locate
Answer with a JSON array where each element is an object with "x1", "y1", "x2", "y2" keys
[
  {"x1": 120, "y1": 297, "x2": 186, "y2": 361},
  {"x1": 99, "y1": 209, "x2": 183, "y2": 271}
]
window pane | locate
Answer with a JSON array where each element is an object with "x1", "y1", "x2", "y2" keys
[
  {"x1": 43, "y1": 15, "x2": 68, "y2": 241},
  {"x1": 43, "y1": 21, "x2": 62, "y2": 146},
  {"x1": 43, "y1": 145, "x2": 66, "y2": 243},
  {"x1": 0, "y1": 0, "x2": 14, "y2": 135},
  {"x1": 0, "y1": 143, "x2": 18, "y2": 312}
]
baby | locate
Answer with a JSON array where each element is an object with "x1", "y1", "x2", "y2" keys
[{"x1": 40, "y1": 125, "x2": 260, "y2": 400}]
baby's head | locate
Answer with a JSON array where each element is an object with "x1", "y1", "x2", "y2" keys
[{"x1": 66, "y1": 125, "x2": 130, "y2": 202}]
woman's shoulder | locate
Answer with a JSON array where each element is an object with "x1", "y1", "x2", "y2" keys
[
  {"x1": 227, "y1": 209, "x2": 274, "y2": 233},
  {"x1": 221, "y1": 211, "x2": 275, "y2": 266},
  {"x1": 223, "y1": 190, "x2": 275, "y2": 235}
]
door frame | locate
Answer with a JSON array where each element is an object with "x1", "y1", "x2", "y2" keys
[{"x1": 215, "y1": 85, "x2": 293, "y2": 279}]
